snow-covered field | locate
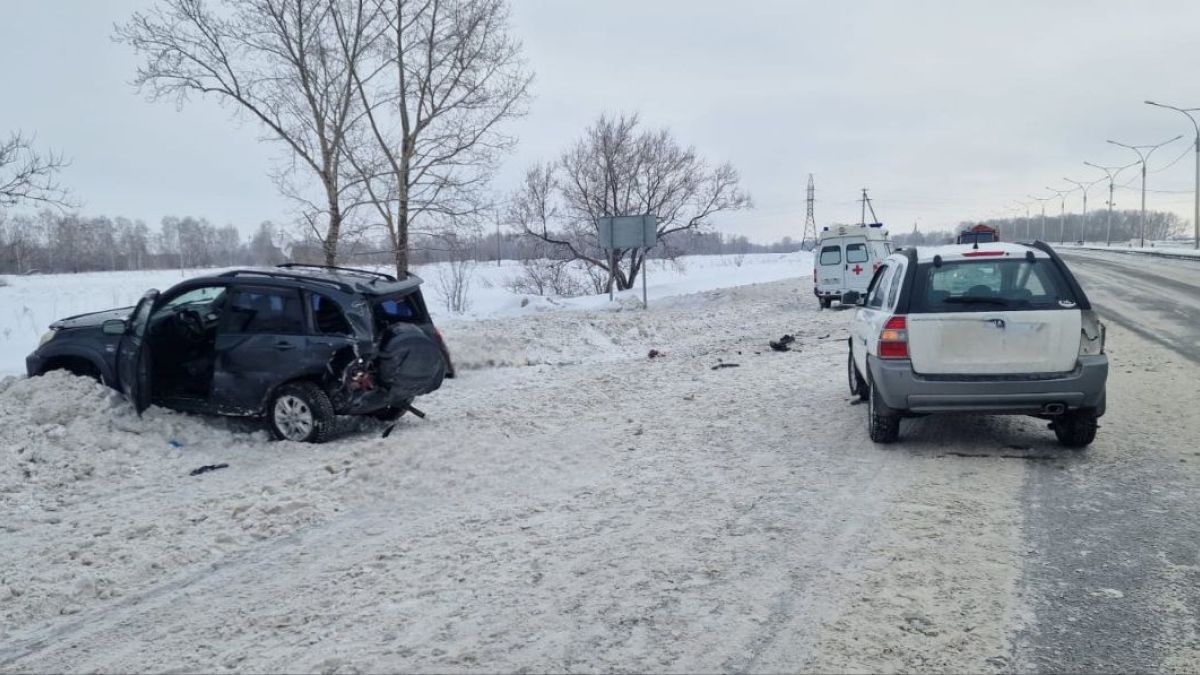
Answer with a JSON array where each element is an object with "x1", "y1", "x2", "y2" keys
[{"x1": 0, "y1": 253, "x2": 810, "y2": 376}]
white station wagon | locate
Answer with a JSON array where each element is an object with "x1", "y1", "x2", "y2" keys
[{"x1": 845, "y1": 242, "x2": 1108, "y2": 447}]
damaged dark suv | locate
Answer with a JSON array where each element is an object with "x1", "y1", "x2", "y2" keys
[{"x1": 26, "y1": 264, "x2": 454, "y2": 443}]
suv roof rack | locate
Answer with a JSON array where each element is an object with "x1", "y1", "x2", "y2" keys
[
  {"x1": 218, "y1": 269, "x2": 353, "y2": 293},
  {"x1": 276, "y1": 263, "x2": 397, "y2": 283}
]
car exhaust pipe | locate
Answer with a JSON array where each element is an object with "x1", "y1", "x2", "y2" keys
[{"x1": 1042, "y1": 403, "x2": 1066, "y2": 415}]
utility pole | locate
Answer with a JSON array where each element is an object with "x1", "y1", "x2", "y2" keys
[
  {"x1": 1108, "y1": 134, "x2": 1182, "y2": 247},
  {"x1": 801, "y1": 174, "x2": 818, "y2": 250},
  {"x1": 1084, "y1": 161, "x2": 1134, "y2": 247},
  {"x1": 860, "y1": 189, "x2": 880, "y2": 225},
  {"x1": 495, "y1": 211, "x2": 502, "y2": 267},
  {"x1": 1146, "y1": 100, "x2": 1200, "y2": 249}
]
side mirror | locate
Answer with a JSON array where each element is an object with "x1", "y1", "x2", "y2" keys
[
  {"x1": 841, "y1": 291, "x2": 863, "y2": 306},
  {"x1": 102, "y1": 319, "x2": 128, "y2": 336}
]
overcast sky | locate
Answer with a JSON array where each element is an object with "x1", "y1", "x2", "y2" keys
[{"x1": 3, "y1": 0, "x2": 1200, "y2": 242}]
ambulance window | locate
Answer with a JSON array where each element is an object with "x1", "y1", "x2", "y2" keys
[
  {"x1": 819, "y1": 245, "x2": 841, "y2": 265},
  {"x1": 846, "y1": 243, "x2": 869, "y2": 263}
]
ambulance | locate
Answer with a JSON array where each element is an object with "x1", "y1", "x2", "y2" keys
[{"x1": 813, "y1": 223, "x2": 894, "y2": 308}]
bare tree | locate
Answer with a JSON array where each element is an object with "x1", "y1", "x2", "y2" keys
[
  {"x1": 0, "y1": 132, "x2": 72, "y2": 208},
  {"x1": 117, "y1": 0, "x2": 374, "y2": 265},
  {"x1": 512, "y1": 114, "x2": 751, "y2": 292},
  {"x1": 334, "y1": 0, "x2": 532, "y2": 278}
]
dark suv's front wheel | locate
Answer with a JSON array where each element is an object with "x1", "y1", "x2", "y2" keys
[{"x1": 268, "y1": 382, "x2": 335, "y2": 443}]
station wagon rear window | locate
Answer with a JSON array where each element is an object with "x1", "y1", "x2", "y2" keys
[{"x1": 910, "y1": 260, "x2": 1077, "y2": 313}]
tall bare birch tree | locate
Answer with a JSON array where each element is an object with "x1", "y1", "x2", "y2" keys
[
  {"x1": 117, "y1": 0, "x2": 372, "y2": 265},
  {"x1": 335, "y1": 0, "x2": 532, "y2": 278}
]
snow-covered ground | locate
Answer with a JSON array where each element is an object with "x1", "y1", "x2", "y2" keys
[
  {"x1": 0, "y1": 255, "x2": 1046, "y2": 673},
  {"x1": 7, "y1": 248, "x2": 1196, "y2": 672},
  {"x1": 0, "y1": 253, "x2": 810, "y2": 376}
]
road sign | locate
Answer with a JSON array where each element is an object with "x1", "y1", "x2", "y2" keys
[
  {"x1": 598, "y1": 215, "x2": 658, "y2": 250},
  {"x1": 597, "y1": 214, "x2": 658, "y2": 308}
]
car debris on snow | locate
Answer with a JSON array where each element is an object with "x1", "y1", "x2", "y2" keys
[
  {"x1": 769, "y1": 334, "x2": 796, "y2": 352},
  {"x1": 189, "y1": 463, "x2": 229, "y2": 476}
]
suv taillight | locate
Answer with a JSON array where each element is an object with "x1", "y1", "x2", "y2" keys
[{"x1": 879, "y1": 315, "x2": 909, "y2": 359}]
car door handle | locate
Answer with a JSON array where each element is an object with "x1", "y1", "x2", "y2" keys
[{"x1": 275, "y1": 341, "x2": 296, "y2": 351}]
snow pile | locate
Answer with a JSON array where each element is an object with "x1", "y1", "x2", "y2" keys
[{"x1": 0, "y1": 371, "x2": 349, "y2": 630}]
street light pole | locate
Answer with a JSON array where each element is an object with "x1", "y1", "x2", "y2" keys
[
  {"x1": 1108, "y1": 135, "x2": 1182, "y2": 248},
  {"x1": 1028, "y1": 194, "x2": 1052, "y2": 240},
  {"x1": 1083, "y1": 161, "x2": 1135, "y2": 247},
  {"x1": 1062, "y1": 177, "x2": 1103, "y2": 243},
  {"x1": 1146, "y1": 100, "x2": 1200, "y2": 249},
  {"x1": 1013, "y1": 199, "x2": 1032, "y2": 240},
  {"x1": 1045, "y1": 186, "x2": 1071, "y2": 244}
]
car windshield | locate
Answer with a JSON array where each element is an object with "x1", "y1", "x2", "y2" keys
[{"x1": 910, "y1": 259, "x2": 1077, "y2": 312}]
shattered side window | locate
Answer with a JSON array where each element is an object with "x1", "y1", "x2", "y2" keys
[{"x1": 310, "y1": 293, "x2": 353, "y2": 336}]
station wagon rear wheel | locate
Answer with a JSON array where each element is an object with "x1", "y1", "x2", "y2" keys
[
  {"x1": 848, "y1": 347, "x2": 869, "y2": 401},
  {"x1": 1053, "y1": 409, "x2": 1098, "y2": 448},
  {"x1": 268, "y1": 382, "x2": 335, "y2": 443},
  {"x1": 868, "y1": 377, "x2": 900, "y2": 444}
]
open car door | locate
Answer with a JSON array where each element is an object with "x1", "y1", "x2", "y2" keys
[{"x1": 116, "y1": 289, "x2": 159, "y2": 414}]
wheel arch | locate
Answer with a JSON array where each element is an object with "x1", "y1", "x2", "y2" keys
[{"x1": 36, "y1": 350, "x2": 114, "y2": 386}]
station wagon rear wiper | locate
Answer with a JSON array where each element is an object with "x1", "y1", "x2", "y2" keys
[{"x1": 943, "y1": 296, "x2": 1009, "y2": 306}]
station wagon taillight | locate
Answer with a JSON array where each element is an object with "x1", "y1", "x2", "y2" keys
[{"x1": 879, "y1": 315, "x2": 909, "y2": 359}]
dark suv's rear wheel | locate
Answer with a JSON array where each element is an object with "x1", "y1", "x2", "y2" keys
[
  {"x1": 868, "y1": 377, "x2": 900, "y2": 443},
  {"x1": 268, "y1": 382, "x2": 335, "y2": 443},
  {"x1": 1053, "y1": 409, "x2": 1098, "y2": 448}
]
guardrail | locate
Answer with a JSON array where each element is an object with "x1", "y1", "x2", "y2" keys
[{"x1": 1057, "y1": 245, "x2": 1200, "y2": 262}]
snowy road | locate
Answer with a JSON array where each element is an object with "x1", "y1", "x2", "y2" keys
[
  {"x1": 1012, "y1": 250, "x2": 1200, "y2": 672},
  {"x1": 1, "y1": 263, "x2": 1198, "y2": 673}
]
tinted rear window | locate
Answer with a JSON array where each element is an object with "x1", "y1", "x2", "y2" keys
[
  {"x1": 910, "y1": 259, "x2": 1077, "y2": 313},
  {"x1": 372, "y1": 294, "x2": 423, "y2": 333}
]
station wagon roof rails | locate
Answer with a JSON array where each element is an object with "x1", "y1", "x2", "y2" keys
[
  {"x1": 217, "y1": 269, "x2": 352, "y2": 293},
  {"x1": 276, "y1": 263, "x2": 397, "y2": 283}
]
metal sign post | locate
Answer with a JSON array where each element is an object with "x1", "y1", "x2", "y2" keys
[
  {"x1": 597, "y1": 214, "x2": 658, "y2": 308},
  {"x1": 642, "y1": 250, "x2": 648, "y2": 309}
]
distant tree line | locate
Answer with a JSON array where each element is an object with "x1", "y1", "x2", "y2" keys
[
  {"x1": 0, "y1": 211, "x2": 286, "y2": 274},
  {"x1": 891, "y1": 209, "x2": 1186, "y2": 247},
  {"x1": 0, "y1": 208, "x2": 799, "y2": 276}
]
